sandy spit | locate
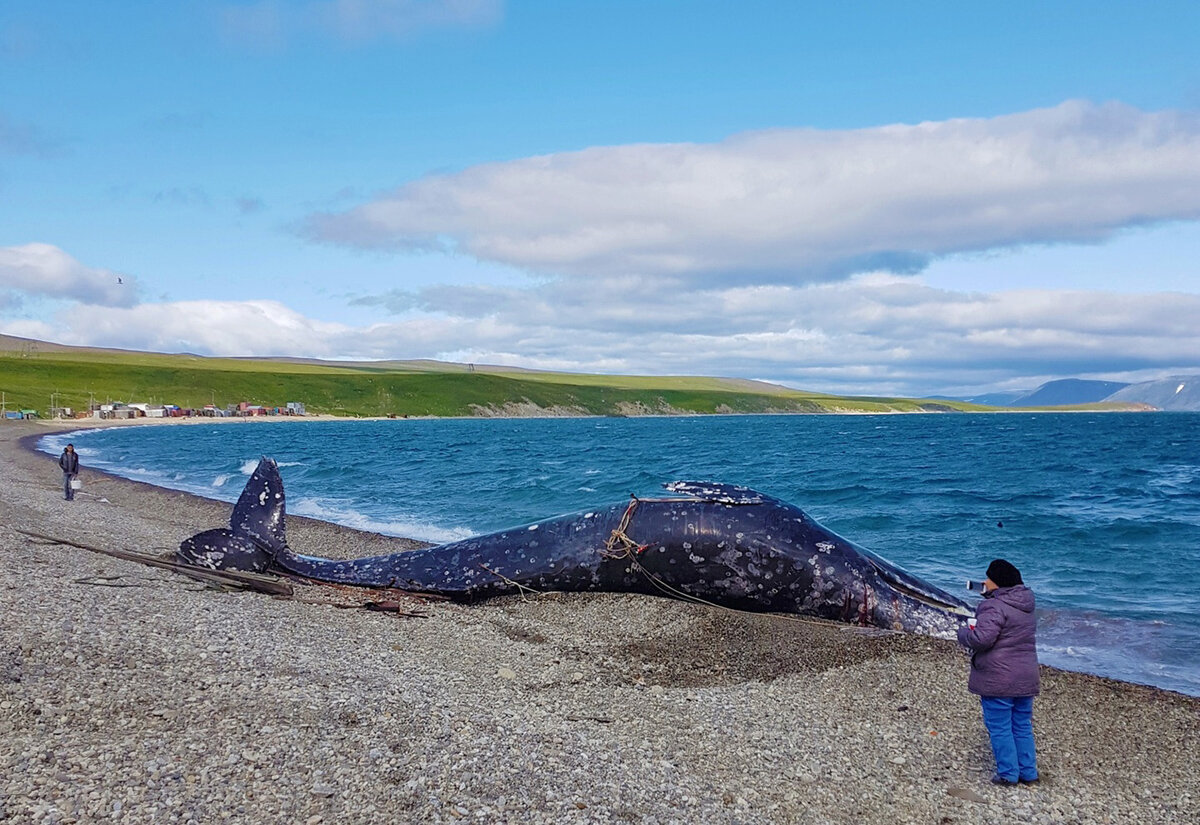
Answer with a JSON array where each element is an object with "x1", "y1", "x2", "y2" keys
[{"x1": 1, "y1": 419, "x2": 1196, "y2": 825}]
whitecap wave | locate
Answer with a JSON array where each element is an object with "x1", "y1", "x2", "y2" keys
[{"x1": 290, "y1": 498, "x2": 475, "y2": 545}]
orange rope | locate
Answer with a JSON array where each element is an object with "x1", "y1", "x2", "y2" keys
[{"x1": 602, "y1": 496, "x2": 651, "y2": 559}]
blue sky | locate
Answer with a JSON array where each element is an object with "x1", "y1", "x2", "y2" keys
[{"x1": 2, "y1": 1, "x2": 1198, "y2": 396}]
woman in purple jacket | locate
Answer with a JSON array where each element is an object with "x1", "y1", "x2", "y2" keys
[{"x1": 957, "y1": 559, "x2": 1040, "y2": 786}]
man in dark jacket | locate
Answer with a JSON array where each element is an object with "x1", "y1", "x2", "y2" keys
[
  {"x1": 58, "y1": 443, "x2": 80, "y2": 501},
  {"x1": 957, "y1": 558, "x2": 1039, "y2": 786}
]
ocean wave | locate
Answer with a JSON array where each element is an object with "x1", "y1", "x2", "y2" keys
[{"x1": 289, "y1": 498, "x2": 475, "y2": 545}]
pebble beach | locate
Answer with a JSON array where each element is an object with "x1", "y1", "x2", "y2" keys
[{"x1": 2, "y1": 419, "x2": 1197, "y2": 824}]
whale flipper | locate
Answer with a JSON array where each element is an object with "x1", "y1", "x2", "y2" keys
[{"x1": 662, "y1": 481, "x2": 770, "y2": 505}]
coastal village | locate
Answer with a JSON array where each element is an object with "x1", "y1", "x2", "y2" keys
[{"x1": 2, "y1": 399, "x2": 306, "y2": 421}]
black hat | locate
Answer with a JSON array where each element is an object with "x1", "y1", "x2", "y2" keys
[{"x1": 986, "y1": 559, "x2": 1022, "y2": 588}]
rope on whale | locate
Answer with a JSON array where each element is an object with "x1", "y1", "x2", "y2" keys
[{"x1": 597, "y1": 495, "x2": 854, "y2": 631}]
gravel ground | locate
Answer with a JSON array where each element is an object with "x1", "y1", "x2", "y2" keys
[{"x1": 2, "y1": 420, "x2": 1197, "y2": 824}]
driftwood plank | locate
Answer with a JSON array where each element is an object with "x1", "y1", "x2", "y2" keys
[{"x1": 13, "y1": 528, "x2": 295, "y2": 596}]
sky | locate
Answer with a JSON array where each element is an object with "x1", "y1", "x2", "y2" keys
[{"x1": 2, "y1": 1, "x2": 1199, "y2": 398}]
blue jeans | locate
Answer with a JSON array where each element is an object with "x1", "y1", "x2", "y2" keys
[
  {"x1": 980, "y1": 696, "x2": 1037, "y2": 782},
  {"x1": 63, "y1": 473, "x2": 76, "y2": 500}
]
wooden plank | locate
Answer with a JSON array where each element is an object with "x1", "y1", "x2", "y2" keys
[{"x1": 13, "y1": 528, "x2": 294, "y2": 596}]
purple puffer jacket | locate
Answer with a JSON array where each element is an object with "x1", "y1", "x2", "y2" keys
[{"x1": 956, "y1": 585, "x2": 1040, "y2": 697}]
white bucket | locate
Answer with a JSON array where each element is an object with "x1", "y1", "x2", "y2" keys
[{"x1": 70, "y1": 478, "x2": 82, "y2": 490}]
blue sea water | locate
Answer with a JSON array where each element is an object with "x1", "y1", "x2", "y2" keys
[{"x1": 40, "y1": 413, "x2": 1200, "y2": 696}]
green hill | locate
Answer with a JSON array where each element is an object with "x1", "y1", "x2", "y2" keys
[{"x1": 0, "y1": 334, "x2": 990, "y2": 417}]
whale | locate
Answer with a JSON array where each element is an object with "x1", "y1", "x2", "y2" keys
[{"x1": 179, "y1": 458, "x2": 972, "y2": 638}]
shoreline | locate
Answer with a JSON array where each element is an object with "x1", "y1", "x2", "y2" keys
[
  {"x1": 21, "y1": 417, "x2": 1200, "y2": 700},
  {"x1": 3, "y1": 419, "x2": 1198, "y2": 823},
  {"x1": 16, "y1": 396, "x2": 1162, "y2": 436}
]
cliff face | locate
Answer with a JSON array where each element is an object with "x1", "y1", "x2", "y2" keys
[{"x1": 1104, "y1": 376, "x2": 1200, "y2": 411}]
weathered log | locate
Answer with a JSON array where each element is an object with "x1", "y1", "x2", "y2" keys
[{"x1": 13, "y1": 528, "x2": 295, "y2": 596}]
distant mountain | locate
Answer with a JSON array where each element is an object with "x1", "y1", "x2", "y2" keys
[
  {"x1": 969, "y1": 391, "x2": 1030, "y2": 407},
  {"x1": 1009, "y1": 379, "x2": 1130, "y2": 407},
  {"x1": 920, "y1": 391, "x2": 1030, "y2": 406},
  {"x1": 1103, "y1": 376, "x2": 1200, "y2": 411}
]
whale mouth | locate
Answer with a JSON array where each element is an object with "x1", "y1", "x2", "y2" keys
[{"x1": 867, "y1": 558, "x2": 973, "y2": 616}]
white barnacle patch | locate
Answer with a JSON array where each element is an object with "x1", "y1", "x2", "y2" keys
[
  {"x1": 817, "y1": 542, "x2": 835, "y2": 554},
  {"x1": 825, "y1": 566, "x2": 834, "y2": 576},
  {"x1": 688, "y1": 554, "x2": 704, "y2": 564},
  {"x1": 682, "y1": 542, "x2": 692, "y2": 550},
  {"x1": 258, "y1": 490, "x2": 268, "y2": 506}
]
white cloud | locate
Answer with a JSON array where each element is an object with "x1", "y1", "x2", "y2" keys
[
  {"x1": 2, "y1": 300, "x2": 353, "y2": 356},
  {"x1": 220, "y1": 0, "x2": 502, "y2": 46},
  {"x1": 0, "y1": 243, "x2": 137, "y2": 307},
  {"x1": 305, "y1": 101, "x2": 1200, "y2": 285}
]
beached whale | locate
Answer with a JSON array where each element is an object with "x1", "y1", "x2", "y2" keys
[{"x1": 179, "y1": 458, "x2": 972, "y2": 638}]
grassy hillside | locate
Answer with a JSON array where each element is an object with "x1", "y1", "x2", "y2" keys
[{"x1": 0, "y1": 335, "x2": 990, "y2": 417}]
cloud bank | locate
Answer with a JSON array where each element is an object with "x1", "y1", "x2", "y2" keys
[
  {"x1": 7, "y1": 273, "x2": 1198, "y2": 397},
  {"x1": 305, "y1": 101, "x2": 1200, "y2": 284},
  {"x1": 7, "y1": 99, "x2": 1199, "y2": 397},
  {"x1": 0, "y1": 244, "x2": 136, "y2": 307}
]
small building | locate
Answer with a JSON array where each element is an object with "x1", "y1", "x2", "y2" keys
[{"x1": 286, "y1": 401, "x2": 306, "y2": 416}]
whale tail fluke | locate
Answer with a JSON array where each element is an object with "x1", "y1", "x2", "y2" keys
[{"x1": 178, "y1": 457, "x2": 288, "y2": 573}]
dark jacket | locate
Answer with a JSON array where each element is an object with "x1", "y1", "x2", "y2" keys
[
  {"x1": 59, "y1": 450, "x2": 79, "y2": 475},
  {"x1": 957, "y1": 585, "x2": 1040, "y2": 697}
]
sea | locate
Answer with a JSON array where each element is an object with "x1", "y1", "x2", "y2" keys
[{"x1": 40, "y1": 412, "x2": 1200, "y2": 697}]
